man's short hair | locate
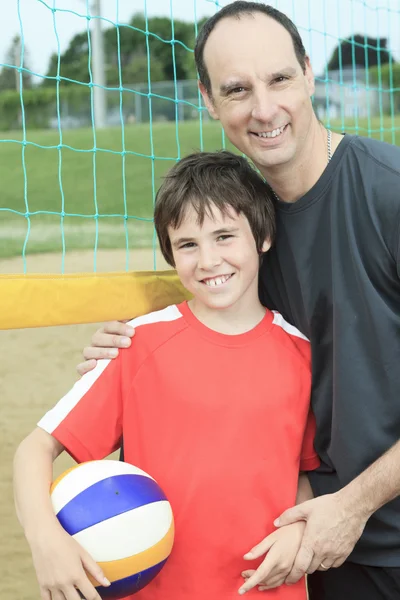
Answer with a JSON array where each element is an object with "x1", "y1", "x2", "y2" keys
[
  {"x1": 154, "y1": 150, "x2": 275, "y2": 266},
  {"x1": 194, "y1": 1, "x2": 307, "y2": 96}
]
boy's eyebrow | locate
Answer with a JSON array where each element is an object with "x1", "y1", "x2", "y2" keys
[
  {"x1": 213, "y1": 227, "x2": 239, "y2": 235},
  {"x1": 171, "y1": 227, "x2": 239, "y2": 247},
  {"x1": 220, "y1": 67, "x2": 297, "y2": 94}
]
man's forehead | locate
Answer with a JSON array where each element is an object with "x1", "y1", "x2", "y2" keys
[
  {"x1": 203, "y1": 13, "x2": 297, "y2": 74},
  {"x1": 205, "y1": 11, "x2": 291, "y2": 45}
]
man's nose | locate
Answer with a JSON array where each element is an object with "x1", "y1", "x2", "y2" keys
[{"x1": 251, "y1": 86, "x2": 278, "y2": 123}]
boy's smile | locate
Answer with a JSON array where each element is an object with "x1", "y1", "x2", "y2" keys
[{"x1": 201, "y1": 273, "x2": 234, "y2": 287}]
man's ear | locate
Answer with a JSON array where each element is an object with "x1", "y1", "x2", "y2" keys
[
  {"x1": 198, "y1": 81, "x2": 219, "y2": 121},
  {"x1": 260, "y1": 239, "x2": 272, "y2": 254},
  {"x1": 304, "y1": 56, "x2": 315, "y2": 97}
]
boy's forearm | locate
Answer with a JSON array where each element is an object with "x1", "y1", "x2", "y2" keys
[
  {"x1": 296, "y1": 473, "x2": 314, "y2": 504},
  {"x1": 13, "y1": 428, "x2": 63, "y2": 542}
]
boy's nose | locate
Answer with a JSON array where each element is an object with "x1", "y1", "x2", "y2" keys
[{"x1": 197, "y1": 247, "x2": 222, "y2": 270}]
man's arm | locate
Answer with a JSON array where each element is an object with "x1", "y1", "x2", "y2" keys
[
  {"x1": 276, "y1": 439, "x2": 400, "y2": 583},
  {"x1": 14, "y1": 428, "x2": 109, "y2": 600}
]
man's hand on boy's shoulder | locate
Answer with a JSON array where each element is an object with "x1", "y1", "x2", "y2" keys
[
  {"x1": 77, "y1": 320, "x2": 135, "y2": 376},
  {"x1": 238, "y1": 521, "x2": 306, "y2": 595}
]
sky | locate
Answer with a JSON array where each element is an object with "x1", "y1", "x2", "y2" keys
[{"x1": 0, "y1": 0, "x2": 399, "y2": 80}]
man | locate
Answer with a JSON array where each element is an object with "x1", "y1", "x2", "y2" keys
[{"x1": 77, "y1": 3, "x2": 400, "y2": 599}]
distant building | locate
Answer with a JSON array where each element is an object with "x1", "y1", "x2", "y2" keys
[{"x1": 313, "y1": 67, "x2": 390, "y2": 121}]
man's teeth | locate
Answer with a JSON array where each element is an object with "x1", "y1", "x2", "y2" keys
[
  {"x1": 204, "y1": 274, "x2": 231, "y2": 287},
  {"x1": 257, "y1": 125, "x2": 285, "y2": 138}
]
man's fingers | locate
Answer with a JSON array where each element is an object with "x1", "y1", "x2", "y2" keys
[
  {"x1": 274, "y1": 503, "x2": 308, "y2": 527},
  {"x1": 331, "y1": 556, "x2": 346, "y2": 569},
  {"x1": 82, "y1": 346, "x2": 119, "y2": 361},
  {"x1": 76, "y1": 359, "x2": 98, "y2": 377},
  {"x1": 89, "y1": 332, "x2": 132, "y2": 351},
  {"x1": 100, "y1": 321, "x2": 135, "y2": 338},
  {"x1": 284, "y1": 545, "x2": 314, "y2": 585},
  {"x1": 257, "y1": 575, "x2": 286, "y2": 590},
  {"x1": 306, "y1": 554, "x2": 325, "y2": 574}
]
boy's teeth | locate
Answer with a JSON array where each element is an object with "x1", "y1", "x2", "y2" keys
[
  {"x1": 204, "y1": 274, "x2": 230, "y2": 287},
  {"x1": 257, "y1": 125, "x2": 285, "y2": 138}
]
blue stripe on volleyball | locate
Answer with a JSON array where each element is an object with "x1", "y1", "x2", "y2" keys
[
  {"x1": 57, "y1": 474, "x2": 167, "y2": 536},
  {"x1": 96, "y1": 559, "x2": 167, "y2": 599}
]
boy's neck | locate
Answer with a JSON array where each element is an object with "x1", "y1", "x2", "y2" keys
[{"x1": 187, "y1": 297, "x2": 266, "y2": 335}]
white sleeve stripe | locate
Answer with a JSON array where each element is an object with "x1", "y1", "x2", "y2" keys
[
  {"x1": 38, "y1": 304, "x2": 183, "y2": 434},
  {"x1": 125, "y1": 304, "x2": 183, "y2": 328},
  {"x1": 272, "y1": 311, "x2": 309, "y2": 341},
  {"x1": 38, "y1": 358, "x2": 111, "y2": 434}
]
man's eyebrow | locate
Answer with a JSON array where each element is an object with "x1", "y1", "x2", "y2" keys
[
  {"x1": 270, "y1": 67, "x2": 297, "y2": 79},
  {"x1": 219, "y1": 67, "x2": 297, "y2": 94}
]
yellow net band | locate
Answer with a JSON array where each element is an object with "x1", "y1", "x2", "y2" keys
[{"x1": 0, "y1": 270, "x2": 190, "y2": 329}]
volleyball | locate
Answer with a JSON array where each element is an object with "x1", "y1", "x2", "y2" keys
[{"x1": 50, "y1": 460, "x2": 174, "y2": 599}]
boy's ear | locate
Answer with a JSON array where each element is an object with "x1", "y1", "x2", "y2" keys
[{"x1": 260, "y1": 239, "x2": 271, "y2": 254}]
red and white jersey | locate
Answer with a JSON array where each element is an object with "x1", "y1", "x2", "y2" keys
[{"x1": 39, "y1": 302, "x2": 318, "y2": 600}]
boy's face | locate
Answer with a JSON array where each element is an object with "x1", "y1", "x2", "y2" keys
[{"x1": 168, "y1": 204, "x2": 270, "y2": 313}]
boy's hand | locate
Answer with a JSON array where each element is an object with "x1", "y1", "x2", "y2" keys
[
  {"x1": 28, "y1": 524, "x2": 110, "y2": 600},
  {"x1": 77, "y1": 320, "x2": 135, "y2": 376},
  {"x1": 238, "y1": 522, "x2": 306, "y2": 594}
]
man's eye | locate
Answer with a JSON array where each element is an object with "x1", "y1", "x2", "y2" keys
[
  {"x1": 273, "y1": 76, "x2": 288, "y2": 84},
  {"x1": 230, "y1": 87, "x2": 246, "y2": 94}
]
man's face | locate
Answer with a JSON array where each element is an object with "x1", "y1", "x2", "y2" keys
[{"x1": 199, "y1": 13, "x2": 315, "y2": 175}]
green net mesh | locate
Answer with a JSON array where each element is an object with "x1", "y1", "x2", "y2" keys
[{"x1": 0, "y1": 0, "x2": 399, "y2": 273}]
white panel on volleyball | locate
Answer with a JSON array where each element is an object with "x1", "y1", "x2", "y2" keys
[
  {"x1": 73, "y1": 501, "x2": 173, "y2": 561},
  {"x1": 51, "y1": 461, "x2": 155, "y2": 513}
]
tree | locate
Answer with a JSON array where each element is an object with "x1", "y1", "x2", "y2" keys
[
  {"x1": 0, "y1": 35, "x2": 32, "y2": 91},
  {"x1": 327, "y1": 34, "x2": 395, "y2": 71},
  {"x1": 43, "y1": 13, "x2": 199, "y2": 87}
]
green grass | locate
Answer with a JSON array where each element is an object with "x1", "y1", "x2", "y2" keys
[{"x1": 0, "y1": 116, "x2": 399, "y2": 260}]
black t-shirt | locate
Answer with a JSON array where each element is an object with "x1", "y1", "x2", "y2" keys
[{"x1": 260, "y1": 134, "x2": 400, "y2": 566}]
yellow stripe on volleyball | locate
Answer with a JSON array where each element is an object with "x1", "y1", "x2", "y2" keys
[
  {"x1": 88, "y1": 519, "x2": 175, "y2": 585},
  {"x1": 50, "y1": 463, "x2": 81, "y2": 491}
]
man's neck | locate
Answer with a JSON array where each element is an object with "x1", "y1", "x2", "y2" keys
[{"x1": 261, "y1": 124, "x2": 341, "y2": 204}]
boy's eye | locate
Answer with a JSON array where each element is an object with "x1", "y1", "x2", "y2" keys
[
  {"x1": 179, "y1": 242, "x2": 196, "y2": 249},
  {"x1": 217, "y1": 234, "x2": 233, "y2": 242}
]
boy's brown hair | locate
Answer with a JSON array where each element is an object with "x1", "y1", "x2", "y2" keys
[{"x1": 154, "y1": 150, "x2": 275, "y2": 266}]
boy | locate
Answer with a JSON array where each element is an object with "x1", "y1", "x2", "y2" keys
[{"x1": 14, "y1": 151, "x2": 318, "y2": 600}]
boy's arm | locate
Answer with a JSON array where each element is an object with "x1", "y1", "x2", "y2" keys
[
  {"x1": 238, "y1": 475, "x2": 313, "y2": 594},
  {"x1": 296, "y1": 473, "x2": 314, "y2": 504},
  {"x1": 14, "y1": 428, "x2": 109, "y2": 600}
]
